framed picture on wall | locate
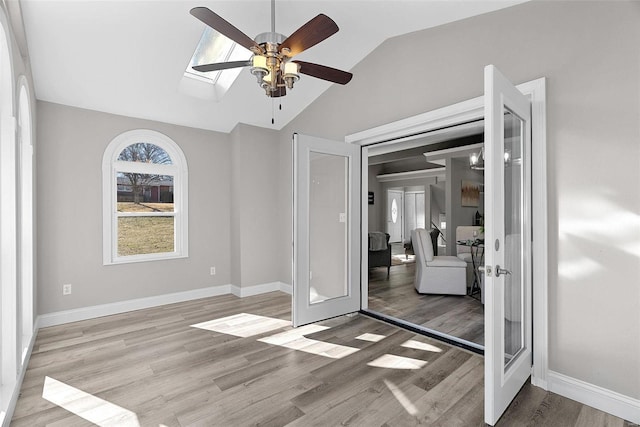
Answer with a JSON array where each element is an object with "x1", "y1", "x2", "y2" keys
[{"x1": 461, "y1": 180, "x2": 480, "y2": 207}]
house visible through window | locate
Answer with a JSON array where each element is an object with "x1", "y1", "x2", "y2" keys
[{"x1": 103, "y1": 131, "x2": 188, "y2": 264}]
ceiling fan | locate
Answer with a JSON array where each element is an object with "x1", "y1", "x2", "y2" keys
[{"x1": 190, "y1": 0, "x2": 353, "y2": 98}]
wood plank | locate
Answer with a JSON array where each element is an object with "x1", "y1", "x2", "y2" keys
[
  {"x1": 12, "y1": 292, "x2": 633, "y2": 426},
  {"x1": 368, "y1": 262, "x2": 485, "y2": 345}
]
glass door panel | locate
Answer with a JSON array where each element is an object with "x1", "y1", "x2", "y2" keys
[
  {"x1": 309, "y1": 152, "x2": 348, "y2": 304},
  {"x1": 503, "y1": 108, "x2": 525, "y2": 370}
]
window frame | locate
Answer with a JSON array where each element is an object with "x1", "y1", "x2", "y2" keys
[{"x1": 102, "y1": 129, "x2": 188, "y2": 265}]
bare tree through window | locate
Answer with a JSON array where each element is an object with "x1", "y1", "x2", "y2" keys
[{"x1": 118, "y1": 143, "x2": 172, "y2": 204}]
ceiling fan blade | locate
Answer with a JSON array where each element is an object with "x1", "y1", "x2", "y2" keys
[
  {"x1": 190, "y1": 7, "x2": 262, "y2": 54},
  {"x1": 192, "y1": 60, "x2": 252, "y2": 73},
  {"x1": 293, "y1": 61, "x2": 353, "y2": 85},
  {"x1": 279, "y1": 14, "x2": 339, "y2": 57}
]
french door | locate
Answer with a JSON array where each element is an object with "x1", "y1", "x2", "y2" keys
[
  {"x1": 292, "y1": 66, "x2": 535, "y2": 425},
  {"x1": 483, "y1": 64, "x2": 533, "y2": 425},
  {"x1": 292, "y1": 133, "x2": 361, "y2": 327}
]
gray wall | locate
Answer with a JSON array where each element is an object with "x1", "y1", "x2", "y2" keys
[
  {"x1": 229, "y1": 123, "x2": 281, "y2": 288},
  {"x1": 367, "y1": 164, "x2": 383, "y2": 232},
  {"x1": 445, "y1": 158, "x2": 484, "y2": 255},
  {"x1": 430, "y1": 182, "x2": 446, "y2": 232},
  {"x1": 37, "y1": 102, "x2": 232, "y2": 313},
  {"x1": 277, "y1": 1, "x2": 640, "y2": 401}
]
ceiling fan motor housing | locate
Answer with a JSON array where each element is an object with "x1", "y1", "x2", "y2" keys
[{"x1": 254, "y1": 32, "x2": 286, "y2": 46}]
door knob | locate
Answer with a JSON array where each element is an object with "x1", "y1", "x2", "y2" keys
[{"x1": 495, "y1": 265, "x2": 511, "y2": 277}]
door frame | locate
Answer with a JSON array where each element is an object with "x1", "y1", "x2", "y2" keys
[{"x1": 346, "y1": 77, "x2": 548, "y2": 389}]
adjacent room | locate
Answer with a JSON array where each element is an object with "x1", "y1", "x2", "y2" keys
[
  {"x1": 365, "y1": 121, "x2": 486, "y2": 349},
  {"x1": 0, "y1": 0, "x2": 638, "y2": 425}
]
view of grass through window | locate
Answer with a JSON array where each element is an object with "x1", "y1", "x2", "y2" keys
[
  {"x1": 117, "y1": 214, "x2": 174, "y2": 256},
  {"x1": 115, "y1": 141, "x2": 176, "y2": 257},
  {"x1": 116, "y1": 199, "x2": 175, "y2": 256}
]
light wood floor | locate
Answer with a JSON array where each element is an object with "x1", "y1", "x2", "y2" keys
[
  {"x1": 12, "y1": 292, "x2": 633, "y2": 426},
  {"x1": 369, "y1": 261, "x2": 485, "y2": 345}
]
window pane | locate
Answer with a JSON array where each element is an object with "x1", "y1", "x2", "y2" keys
[
  {"x1": 117, "y1": 173, "x2": 174, "y2": 212},
  {"x1": 118, "y1": 217, "x2": 174, "y2": 256},
  {"x1": 118, "y1": 143, "x2": 172, "y2": 165}
]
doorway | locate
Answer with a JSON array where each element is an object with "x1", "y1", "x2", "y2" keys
[{"x1": 366, "y1": 122, "x2": 486, "y2": 351}]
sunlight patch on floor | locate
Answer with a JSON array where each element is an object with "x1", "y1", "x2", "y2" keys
[
  {"x1": 42, "y1": 376, "x2": 140, "y2": 426},
  {"x1": 191, "y1": 312, "x2": 439, "y2": 367},
  {"x1": 401, "y1": 339, "x2": 443, "y2": 353},
  {"x1": 190, "y1": 313, "x2": 290, "y2": 337},
  {"x1": 383, "y1": 379, "x2": 418, "y2": 416},
  {"x1": 355, "y1": 333, "x2": 386, "y2": 342},
  {"x1": 259, "y1": 324, "x2": 359, "y2": 359},
  {"x1": 368, "y1": 354, "x2": 428, "y2": 370}
]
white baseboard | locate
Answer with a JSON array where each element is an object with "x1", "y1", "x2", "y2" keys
[
  {"x1": 39, "y1": 285, "x2": 233, "y2": 328},
  {"x1": 230, "y1": 281, "x2": 285, "y2": 297},
  {"x1": 38, "y1": 282, "x2": 293, "y2": 329},
  {"x1": 230, "y1": 281, "x2": 292, "y2": 297},
  {"x1": 279, "y1": 282, "x2": 292, "y2": 295},
  {"x1": 548, "y1": 370, "x2": 640, "y2": 424}
]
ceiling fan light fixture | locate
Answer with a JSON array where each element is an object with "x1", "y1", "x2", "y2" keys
[
  {"x1": 470, "y1": 147, "x2": 485, "y2": 170},
  {"x1": 250, "y1": 55, "x2": 268, "y2": 83},
  {"x1": 283, "y1": 62, "x2": 300, "y2": 89},
  {"x1": 262, "y1": 69, "x2": 274, "y2": 84}
]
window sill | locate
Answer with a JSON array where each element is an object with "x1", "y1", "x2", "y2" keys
[{"x1": 104, "y1": 253, "x2": 188, "y2": 266}]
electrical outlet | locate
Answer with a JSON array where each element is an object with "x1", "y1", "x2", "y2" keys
[
  {"x1": 210, "y1": 267, "x2": 216, "y2": 276},
  {"x1": 63, "y1": 284, "x2": 72, "y2": 295}
]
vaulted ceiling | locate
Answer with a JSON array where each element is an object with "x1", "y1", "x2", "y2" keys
[{"x1": 20, "y1": 1, "x2": 524, "y2": 133}]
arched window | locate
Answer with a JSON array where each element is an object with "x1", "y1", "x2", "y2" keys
[
  {"x1": 102, "y1": 130, "x2": 188, "y2": 264},
  {"x1": 1, "y1": 11, "x2": 17, "y2": 393},
  {"x1": 18, "y1": 77, "x2": 34, "y2": 366}
]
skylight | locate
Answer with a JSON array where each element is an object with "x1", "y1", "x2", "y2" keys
[{"x1": 185, "y1": 27, "x2": 251, "y2": 94}]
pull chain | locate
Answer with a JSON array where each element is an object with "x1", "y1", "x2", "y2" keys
[{"x1": 270, "y1": 99, "x2": 283, "y2": 125}]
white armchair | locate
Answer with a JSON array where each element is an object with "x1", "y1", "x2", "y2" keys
[
  {"x1": 456, "y1": 225, "x2": 484, "y2": 288},
  {"x1": 412, "y1": 228, "x2": 467, "y2": 295}
]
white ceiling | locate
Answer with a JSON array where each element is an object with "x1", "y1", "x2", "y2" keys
[{"x1": 20, "y1": 0, "x2": 524, "y2": 133}]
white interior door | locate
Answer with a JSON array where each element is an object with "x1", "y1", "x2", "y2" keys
[
  {"x1": 293, "y1": 133, "x2": 361, "y2": 327},
  {"x1": 386, "y1": 190, "x2": 403, "y2": 243},
  {"x1": 484, "y1": 65, "x2": 533, "y2": 425}
]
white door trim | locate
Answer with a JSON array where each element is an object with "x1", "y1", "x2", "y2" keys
[{"x1": 346, "y1": 77, "x2": 548, "y2": 389}]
